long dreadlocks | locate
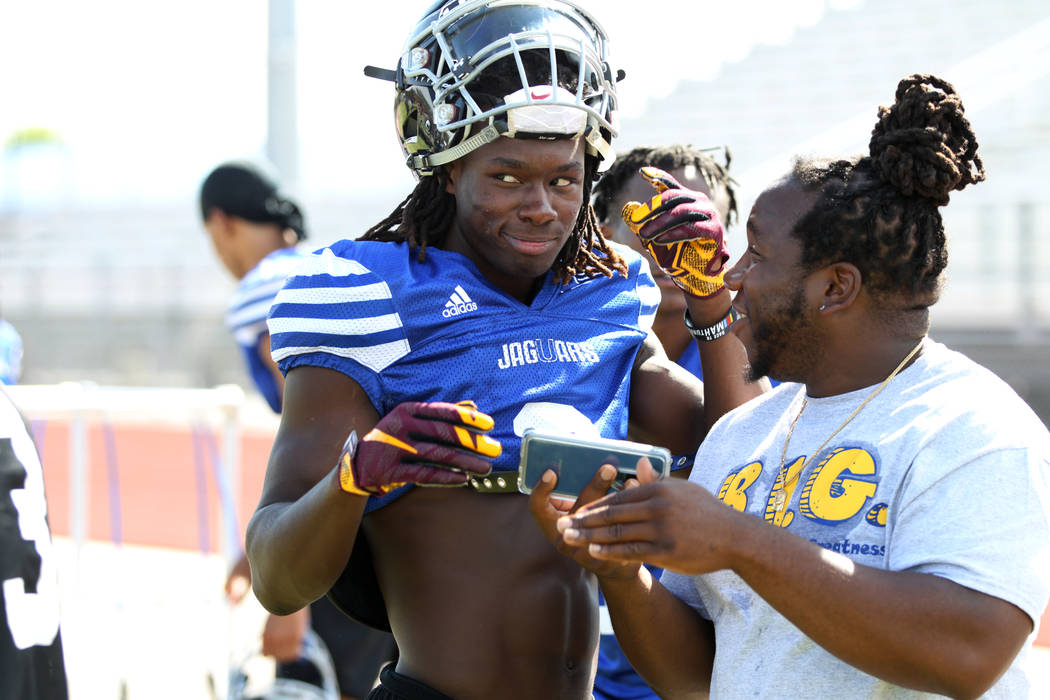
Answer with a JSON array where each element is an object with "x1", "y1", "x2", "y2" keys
[
  {"x1": 359, "y1": 51, "x2": 627, "y2": 285},
  {"x1": 792, "y1": 73, "x2": 985, "y2": 310}
]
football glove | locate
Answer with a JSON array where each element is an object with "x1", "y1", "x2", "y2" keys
[
  {"x1": 338, "y1": 400, "x2": 502, "y2": 496},
  {"x1": 621, "y1": 166, "x2": 730, "y2": 298}
]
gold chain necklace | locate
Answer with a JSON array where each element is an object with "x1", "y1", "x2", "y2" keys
[{"x1": 772, "y1": 338, "x2": 926, "y2": 514}]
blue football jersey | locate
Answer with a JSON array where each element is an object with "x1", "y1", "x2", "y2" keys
[
  {"x1": 268, "y1": 239, "x2": 659, "y2": 511},
  {"x1": 226, "y1": 247, "x2": 308, "y2": 412}
]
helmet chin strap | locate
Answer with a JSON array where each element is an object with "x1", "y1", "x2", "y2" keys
[
  {"x1": 409, "y1": 124, "x2": 503, "y2": 171},
  {"x1": 584, "y1": 124, "x2": 615, "y2": 169}
]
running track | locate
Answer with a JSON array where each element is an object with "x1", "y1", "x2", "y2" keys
[{"x1": 31, "y1": 417, "x2": 1050, "y2": 647}]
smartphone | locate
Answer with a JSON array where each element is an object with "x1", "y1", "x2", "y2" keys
[{"x1": 517, "y1": 429, "x2": 671, "y2": 500}]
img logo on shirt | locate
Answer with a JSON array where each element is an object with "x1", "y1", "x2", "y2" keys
[{"x1": 443, "y1": 285, "x2": 478, "y2": 318}]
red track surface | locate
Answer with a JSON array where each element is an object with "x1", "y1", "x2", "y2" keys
[
  {"x1": 34, "y1": 418, "x2": 270, "y2": 553},
  {"x1": 32, "y1": 417, "x2": 1050, "y2": 647}
]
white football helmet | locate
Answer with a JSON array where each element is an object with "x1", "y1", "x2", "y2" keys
[{"x1": 366, "y1": 0, "x2": 621, "y2": 177}]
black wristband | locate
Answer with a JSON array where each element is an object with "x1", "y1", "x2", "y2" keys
[{"x1": 683, "y1": 307, "x2": 740, "y2": 341}]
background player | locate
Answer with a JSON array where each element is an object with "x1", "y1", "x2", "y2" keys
[
  {"x1": 593, "y1": 145, "x2": 737, "y2": 381},
  {"x1": 1, "y1": 387, "x2": 68, "y2": 699},
  {"x1": 589, "y1": 143, "x2": 740, "y2": 700},
  {"x1": 200, "y1": 161, "x2": 396, "y2": 700},
  {"x1": 246, "y1": 1, "x2": 764, "y2": 698}
]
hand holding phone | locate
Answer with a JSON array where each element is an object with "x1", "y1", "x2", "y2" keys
[{"x1": 517, "y1": 429, "x2": 671, "y2": 500}]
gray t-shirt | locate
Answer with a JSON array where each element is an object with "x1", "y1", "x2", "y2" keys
[{"x1": 663, "y1": 339, "x2": 1050, "y2": 698}]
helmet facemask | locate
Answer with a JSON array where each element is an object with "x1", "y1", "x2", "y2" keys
[{"x1": 370, "y1": 0, "x2": 620, "y2": 177}]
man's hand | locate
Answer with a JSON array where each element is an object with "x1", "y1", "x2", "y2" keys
[
  {"x1": 621, "y1": 166, "x2": 730, "y2": 298},
  {"x1": 339, "y1": 400, "x2": 502, "y2": 496},
  {"x1": 556, "y1": 459, "x2": 738, "y2": 576},
  {"x1": 530, "y1": 458, "x2": 664, "y2": 580}
]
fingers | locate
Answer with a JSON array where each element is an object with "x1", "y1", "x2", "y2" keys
[
  {"x1": 555, "y1": 490, "x2": 664, "y2": 562},
  {"x1": 528, "y1": 468, "x2": 559, "y2": 520},
  {"x1": 639, "y1": 165, "x2": 682, "y2": 192},
  {"x1": 622, "y1": 195, "x2": 720, "y2": 248},
  {"x1": 562, "y1": 519, "x2": 656, "y2": 546},
  {"x1": 410, "y1": 400, "x2": 495, "y2": 431},
  {"x1": 572, "y1": 463, "x2": 618, "y2": 512},
  {"x1": 641, "y1": 210, "x2": 716, "y2": 245},
  {"x1": 559, "y1": 516, "x2": 657, "y2": 563},
  {"x1": 620, "y1": 200, "x2": 645, "y2": 234},
  {"x1": 410, "y1": 441, "x2": 494, "y2": 476},
  {"x1": 584, "y1": 541, "x2": 653, "y2": 562},
  {"x1": 401, "y1": 402, "x2": 503, "y2": 459},
  {"x1": 636, "y1": 457, "x2": 661, "y2": 484}
]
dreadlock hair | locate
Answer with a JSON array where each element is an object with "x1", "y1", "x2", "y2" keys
[
  {"x1": 791, "y1": 73, "x2": 984, "y2": 312},
  {"x1": 359, "y1": 51, "x2": 626, "y2": 285},
  {"x1": 592, "y1": 144, "x2": 738, "y2": 228}
]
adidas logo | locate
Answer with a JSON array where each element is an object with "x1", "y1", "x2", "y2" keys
[{"x1": 442, "y1": 284, "x2": 478, "y2": 318}]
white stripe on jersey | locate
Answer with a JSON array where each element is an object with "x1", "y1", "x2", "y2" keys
[
  {"x1": 268, "y1": 248, "x2": 410, "y2": 371},
  {"x1": 268, "y1": 312, "x2": 404, "y2": 338},
  {"x1": 229, "y1": 276, "x2": 288, "y2": 312},
  {"x1": 294, "y1": 248, "x2": 373, "y2": 277},
  {"x1": 271, "y1": 339, "x2": 411, "y2": 373},
  {"x1": 227, "y1": 297, "x2": 280, "y2": 332},
  {"x1": 273, "y1": 282, "x2": 394, "y2": 306}
]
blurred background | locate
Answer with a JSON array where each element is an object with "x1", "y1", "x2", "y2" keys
[
  {"x1": 2, "y1": 0, "x2": 1049, "y2": 697},
  {"x1": 2, "y1": 0, "x2": 1048, "y2": 410}
]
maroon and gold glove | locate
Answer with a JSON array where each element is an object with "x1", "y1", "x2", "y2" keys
[
  {"x1": 621, "y1": 166, "x2": 730, "y2": 298},
  {"x1": 338, "y1": 400, "x2": 502, "y2": 496}
]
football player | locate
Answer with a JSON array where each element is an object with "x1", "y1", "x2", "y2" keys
[
  {"x1": 1, "y1": 388, "x2": 68, "y2": 699},
  {"x1": 247, "y1": 2, "x2": 763, "y2": 698},
  {"x1": 200, "y1": 161, "x2": 397, "y2": 700},
  {"x1": 589, "y1": 144, "x2": 741, "y2": 700}
]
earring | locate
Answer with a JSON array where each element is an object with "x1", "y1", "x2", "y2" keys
[{"x1": 819, "y1": 304, "x2": 827, "y2": 312}]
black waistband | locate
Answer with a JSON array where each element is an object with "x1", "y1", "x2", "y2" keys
[{"x1": 374, "y1": 664, "x2": 457, "y2": 700}]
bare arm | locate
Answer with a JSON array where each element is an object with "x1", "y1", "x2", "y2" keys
[
  {"x1": 257, "y1": 331, "x2": 286, "y2": 402},
  {"x1": 685, "y1": 294, "x2": 767, "y2": 434},
  {"x1": 562, "y1": 472, "x2": 1032, "y2": 699},
  {"x1": 245, "y1": 366, "x2": 377, "y2": 614},
  {"x1": 598, "y1": 567, "x2": 716, "y2": 700},
  {"x1": 528, "y1": 464, "x2": 716, "y2": 698},
  {"x1": 629, "y1": 292, "x2": 765, "y2": 453},
  {"x1": 730, "y1": 511, "x2": 1031, "y2": 698}
]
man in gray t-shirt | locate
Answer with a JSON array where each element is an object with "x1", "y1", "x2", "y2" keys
[{"x1": 533, "y1": 74, "x2": 1050, "y2": 698}]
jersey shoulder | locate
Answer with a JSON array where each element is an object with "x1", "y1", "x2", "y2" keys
[
  {"x1": 558, "y1": 242, "x2": 659, "y2": 333},
  {"x1": 268, "y1": 240, "x2": 414, "y2": 374}
]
